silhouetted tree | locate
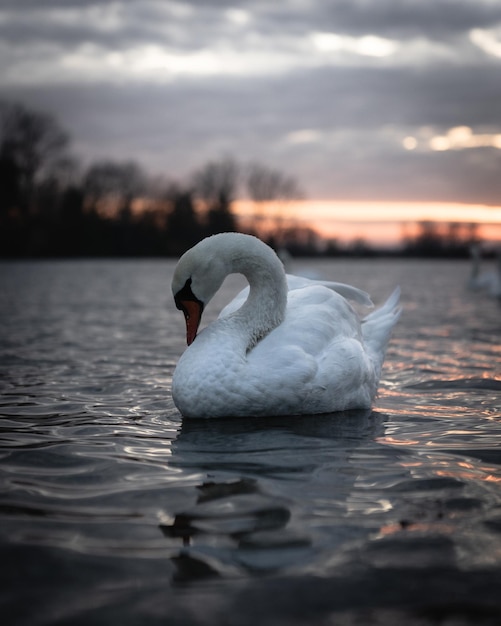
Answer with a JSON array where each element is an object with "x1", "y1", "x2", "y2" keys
[
  {"x1": 0, "y1": 101, "x2": 75, "y2": 255},
  {"x1": 0, "y1": 152, "x2": 23, "y2": 211},
  {"x1": 81, "y1": 160, "x2": 149, "y2": 254},
  {"x1": 83, "y1": 160, "x2": 146, "y2": 216},
  {"x1": 0, "y1": 100, "x2": 71, "y2": 216},
  {"x1": 246, "y1": 162, "x2": 303, "y2": 241},
  {"x1": 247, "y1": 162, "x2": 302, "y2": 204},
  {"x1": 192, "y1": 158, "x2": 238, "y2": 234},
  {"x1": 403, "y1": 220, "x2": 477, "y2": 257},
  {"x1": 53, "y1": 185, "x2": 87, "y2": 255},
  {"x1": 166, "y1": 186, "x2": 204, "y2": 255}
]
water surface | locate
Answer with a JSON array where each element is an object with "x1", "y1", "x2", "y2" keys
[{"x1": 1, "y1": 258, "x2": 501, "y2": 625}]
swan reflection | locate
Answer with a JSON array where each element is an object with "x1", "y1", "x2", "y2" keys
[{"x1": 162, "y1": 410, "x2": 381, "y2": 581}]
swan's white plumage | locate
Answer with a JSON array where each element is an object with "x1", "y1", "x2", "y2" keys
[
  {"x1": 468, "y1": 244, "x2": 501, "y2": 298},
  {"x1": 172, "y1": 233, "x2": 401, "y2": 418},
  {"x1": 220, "y1": 274, "x2": 374, "y2": 317}
]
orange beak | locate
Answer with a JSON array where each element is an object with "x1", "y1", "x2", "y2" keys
[
  {"x1": 174, "y1": 278, "x2": 204, "y2": 346},
  {"x1": 179, "y1": 299, "x2": 203, "y2": 345}
]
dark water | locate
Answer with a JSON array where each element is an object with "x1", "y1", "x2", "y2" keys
[{"x1": 1, "y1": 258, "x2": 501, "y2": 626}]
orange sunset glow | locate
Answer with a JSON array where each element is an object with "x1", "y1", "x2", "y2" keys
[{"x1": 234, "y1": 200, "x2": 501, "y2": 247}]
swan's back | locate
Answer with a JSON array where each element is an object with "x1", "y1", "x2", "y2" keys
[{"x1": 219, "y1": 274, "x2": 372, "y2": 318}]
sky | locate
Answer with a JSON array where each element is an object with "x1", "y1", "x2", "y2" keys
[{"x1": 1, "y1": 0, "x2": 501, "y2": 242}]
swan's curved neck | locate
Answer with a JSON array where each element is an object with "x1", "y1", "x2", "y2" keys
[{"x1": 227, "y1": 239, "x2": 287, "y2": 349}]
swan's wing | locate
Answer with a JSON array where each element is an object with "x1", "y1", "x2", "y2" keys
[
  {"x1": 243, "y1": 285, "x2": 373, "y2": 410},
  {"x1": 219, "y1": 273, "x2": 372, "y2": 318},
  {"x1": 252, "y1": 285, "x2": 362, "y2": 357},
  {"x1": 285, "y1": 275, "x2": 373, "y2": 307}
]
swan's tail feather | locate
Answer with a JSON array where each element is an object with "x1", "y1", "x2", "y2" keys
[
  {"x1": 362, "y1": 286, "x2": 401, "y2": 376},
  {"x1": 364, "y1": 286, "x2": 401, "y2": 324},
  {"x1": 287, "y1": 275, "x2": 373, "y2": 307},
  {"x1": 321, "y1": 281, "x2": 373, "y2": 307}
]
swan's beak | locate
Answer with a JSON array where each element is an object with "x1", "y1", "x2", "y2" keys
[
  {"x1": 174, "y1": 278, "x2": 204, "y2": 345},
  {"x1": 180, "y1": 299, "x2": 203, "y2": 345}
]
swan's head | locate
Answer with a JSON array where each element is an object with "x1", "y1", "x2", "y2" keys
[{"x1": 172, "y1": 236, "x2": 228, "y2": 345}]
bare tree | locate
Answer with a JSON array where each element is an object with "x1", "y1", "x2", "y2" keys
[
  {"x1": 246, "y1": 162, "x2": 303, "y2": 239},
  {"x1": 83, "y1": 160, "x2": 146, "y2": 218},
  {"x1": 165, "y1": 184, "x2": 204, "y2": 254},
  {"x1": 247, "y1": 163, "x2": 302, "y2": 203},
  {"x1": 0, "y1": 101, "x2": 71, "y2": 213},
  {"x1": 191, "y1": 157, "x2": 238, "y2": 234}
]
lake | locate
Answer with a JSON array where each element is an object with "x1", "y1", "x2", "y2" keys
[{"x1": 1, "y1": 257, "x2": 501, "y2": 626}]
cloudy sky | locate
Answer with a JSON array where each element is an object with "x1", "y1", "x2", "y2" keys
[{"x1": 1, "y1": 0, "x2": 501, "y2": 210}]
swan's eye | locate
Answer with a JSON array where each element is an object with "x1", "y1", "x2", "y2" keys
[{"x1": 174, "y1": 278, "x2": 204, "y2": 315}]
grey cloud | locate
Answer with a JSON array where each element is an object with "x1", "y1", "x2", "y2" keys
[
  {"x1": 309, "y1": 0, "x2": 501, "y2": 38},
  {"x1": 3, "y1": 0, "x2": 501, "y2": 50},
  {"x1": 3, "y1": 56, "x2": 501, "y2": 202},
  {"x1": 1, "y1": 0, "x2": 501, "y2": 205},
  {"x1": 313, "y1": 146, "x2": 501, "y2": 204}
]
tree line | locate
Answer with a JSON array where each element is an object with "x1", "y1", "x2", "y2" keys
[
  {"x1": 0, "y1": 100, "x2": 486, "y2": 258},
  {"x1": 0, "y1": 100, "x2": 304, "y2": 257}
]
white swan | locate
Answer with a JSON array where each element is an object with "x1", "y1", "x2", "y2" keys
[
  {"x1": 468, "y1": 244, "x2": 501, "y2": 298},
  {"x1": 171, "y1": 233, "x2": 401, "y2": 418},
  {"x1": 490, "y1": 255, "x2": 501, "y2": 299}
]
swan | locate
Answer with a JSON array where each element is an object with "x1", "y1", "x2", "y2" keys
[
  {"x1": 171, "y1": 233, "x2": 401, "y2": 418},
  {"x1": 468, "y1": 244, "x2": 489, "y2": 290},
  {"x1": 468, "y1": 244, "x2": 501, "y2": 298}
]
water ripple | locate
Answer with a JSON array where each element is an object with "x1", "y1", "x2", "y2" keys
[{"x1": 1, "y1": 259, "x2": 501, "y2": 624}]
